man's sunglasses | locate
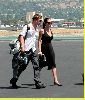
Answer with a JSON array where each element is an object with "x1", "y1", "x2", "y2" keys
[{"x1": 39, "y1": 20, "x2": 42, "y2": 22}]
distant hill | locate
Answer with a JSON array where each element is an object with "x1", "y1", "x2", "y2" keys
[{"x1": 0, "y1": 0, "x2": 83, "y2": 21}]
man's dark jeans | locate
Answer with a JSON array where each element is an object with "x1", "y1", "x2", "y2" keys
[{"x1": 12, "y1": 49, "x2": 41, "y2": 82}]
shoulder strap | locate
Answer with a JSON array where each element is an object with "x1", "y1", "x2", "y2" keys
[
  {"x1": 18, "y1": 25, "x2": 30, "y2": 41},
  {"x1": 24, "y1": 25, "x2": 30, "y2": 40}
]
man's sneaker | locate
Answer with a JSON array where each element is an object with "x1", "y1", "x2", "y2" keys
[
  {"x1": 11, "y1": 83, "x2": 19, "y2": 89},
  {"x1": 35, "y1": 81, "x2": 46, "y2": 89},
  {"x1": 10, "y1": 78, "x2": 18, "y2": 89}
]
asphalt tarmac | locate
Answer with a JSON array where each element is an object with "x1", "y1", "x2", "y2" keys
[{"x1": 0, "y1": 40, "x2": 83, "y2": 98}]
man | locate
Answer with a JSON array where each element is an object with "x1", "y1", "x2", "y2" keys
[{"x1": 10, "y1": 14, "x2": 46, "y2": 89}]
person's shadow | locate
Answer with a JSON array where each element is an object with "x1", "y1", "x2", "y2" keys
[
  {"x1": 74, "y1": 82, "x2": 84, "y2": 85},
  {"x1": 0, "y1": 85, "x2": 31, "y2": 89},
  {"x1": 0, "y1": 83, "x2": 43, "y2": 89},
  {"x1": 21, "y1": 83, "x2": 38, "y2": 89}
]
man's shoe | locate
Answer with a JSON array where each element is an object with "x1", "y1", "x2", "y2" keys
[
  {"x1": 11, "y1": 83, "x2": 19, "y2": 89},
  {"x1": 10, "y1": 78, "x2": 18, "y2": 88},
  {"x1": 35, "y1": 81, "x2": 46, "y2": 89}
]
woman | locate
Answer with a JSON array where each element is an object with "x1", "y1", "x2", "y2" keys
[{"x1": 38, "y1": 17, "x2": 62, "y2": 86}]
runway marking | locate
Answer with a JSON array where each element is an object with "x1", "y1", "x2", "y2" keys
[{"x1": 54, "y1": 43, "x2": 83, "y2": 46}]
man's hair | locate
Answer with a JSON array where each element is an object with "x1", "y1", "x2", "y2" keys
[{"x1": 32, "y1": 14, "x2": 42, "y2": 21}]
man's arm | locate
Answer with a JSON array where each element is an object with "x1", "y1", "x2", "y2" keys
[
  {"x1": 38, "y1": 29, "x2": 43, "y2": 55},
  {"x1": 19, "y1": 25, "x2": 27, "y2": 53},
  {"x1": 19, "y1": 35, "x2": 25, "y2": 53}
]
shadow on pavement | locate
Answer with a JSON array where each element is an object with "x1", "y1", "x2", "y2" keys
[
  {"x1": 21, "y1": 83, "x2": 35, "y2": 86},
  {"x1": 0, "y1": 86, "x2": 29, "y2": 89},
  {"x1": 74, "y1": 83, "x2": 84, "y2": 85},
  {"x1": 21, "y1": 83, "x2": 46, "y2": 89}
]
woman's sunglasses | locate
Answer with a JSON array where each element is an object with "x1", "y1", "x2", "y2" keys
[{"x1": 47, "y1": 22, "x2": 52, "y2": 25}]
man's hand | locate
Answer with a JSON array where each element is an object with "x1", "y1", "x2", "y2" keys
[{"x1": 38, "y1": 51, "x2": 42, "y2": 56}]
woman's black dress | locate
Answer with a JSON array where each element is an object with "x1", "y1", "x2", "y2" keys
[{"x1": 41, "y1": 30, "x2": 56, "y2": 70}]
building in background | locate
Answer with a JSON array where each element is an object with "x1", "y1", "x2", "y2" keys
[{"x1": 51, "y1": 18, "x2": 65, "y2": 28}]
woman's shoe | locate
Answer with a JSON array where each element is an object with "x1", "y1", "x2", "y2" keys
[{"x1": 54, "y1": 82, "x2": 62, "y2": 86}]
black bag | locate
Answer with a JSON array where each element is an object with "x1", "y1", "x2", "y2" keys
[
  {"x1": 17, "y1": 52, "x2": 28, "y2": 65},
  {"x1": 39, "y1": 54, "x2": 47, "y2": 69},
  {"x1": 9, "y1": 25, "x2": 30, "y2": 54}
]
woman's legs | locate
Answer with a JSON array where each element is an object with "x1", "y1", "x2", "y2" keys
[
  {"x1": 52, "y1": 67, "x2": 62, "y2": 86},
  {"x1": 52, "y1": 67, "x2": 58, "y2": 83}
]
